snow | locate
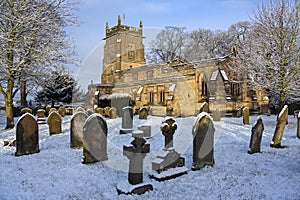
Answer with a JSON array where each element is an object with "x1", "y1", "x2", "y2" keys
[{"x1": 0, "y1": 110, "x2": 299, "y2": 199}]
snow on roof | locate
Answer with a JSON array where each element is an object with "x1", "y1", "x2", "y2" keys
[
  {"x1": 220, "y1": 70, "x2": 229, "y2": 81},
  {"x1": 99, "y1": 93, "x2": 131, "y2": 100},
  {"x1": 169, "y1": 84, "x2": 176, "y2": 92},
  {"x1": 137, "y1": 87, "x2": 143, "y2": 94},
  {"x1": 210, "y1": 70, "x2": 218, "y2": 81}
]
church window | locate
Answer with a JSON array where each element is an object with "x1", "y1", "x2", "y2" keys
[
  {"x1": 149, "y1": 92, "x2": 154, "y2": 103},
  {"x1": 128, "y1": 51, "x2": 135, "y2": 60},
  {"x1": 231, "y1": 83, "x2": 241, "y2": 96},
  {"x1": 201, "y1": 81, "x2": 208, "y2": 96},
  {"x1": 133, "y1": 73, "x2": 138, "y2": 80},
  {"x1": 159, "y1": 91, "x2": 165, "y2": 103},
  {"x1": 147, "y1": 70, "x2": 153, "y2": 79}
]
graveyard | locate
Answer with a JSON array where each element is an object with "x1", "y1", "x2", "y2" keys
[{"x1": 0, "y1": 109, "x2": 299, "y2": 199}]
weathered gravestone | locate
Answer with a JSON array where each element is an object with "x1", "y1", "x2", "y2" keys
[
  {"x1": 109, "y1": 107, "x2": 117, "y2": 119},
  {"x1": 297, "y1": 112, "x2": 300, "y2": 139},
  {"x1": 270, "y1": 105, "x2": 288, "y2": 148},
  {"x1": 58, "y1": 106, "x2": 66, "y2": 117},
  {"x1": 120, "y1": 106, "x2": 133, "y2": 134},
  {"x1": 139, "y1": 107, "x2": 148, "y2": 120},
  {"x1": 37, "y1": 109, "x2": 46, "y2": 124},
  {"x1": 199, "y1": 102, "x2": 209, "y2": 113},
  {"x1": 47, "y1": 111, "x2": 62, "y2": 135},
  {"x1": 192, "y1": 112, "x2": 215, "y2": 170},
  {"x1": 95, "y1": 107, "x2": 105, "y2": 116},
  {"x1": 104, "y1": 106, "x2": 111, "y2": 117},
  {"x1": 15, "y1": 113, "x2": 39, "y2": 156},
  {"x1": 82, "y1": 113, "x2": 108, "y2": 164},
  {"x1": 76, "y1": 107, "x2": 85, "y2": 113},
  {"x1": 117, "y1": 130, "x2": 153, "y2": 195},
  {"x1": 20, "y1": 108, "x2": 33, "y2": 116},
  {"x1": 242, "y1": 107, "x2": 250, "y2": 125},
  {"x1": 212, "y1": 109, "x2": 221, "y2": 122},
  {"x1": 86, "y1": 109, "x2": 94, "y2": 116},
  {"x1": 248, "y1": 117, "x2": 264, "y2": 154},
  {"x1": 49, "y1": 108, "x2": 57, "y2": 115},
  {"x1": 138, "y1": 125, "x2": 151, "y2": 138},
  {"x1": 150, "y1": 117, "x2": 187, "y2": 181},
  {"x1": 45, "y1": 105, "x2": 51, "y2": 116},
  {"x1": 70, "y1": 111, "x2": 88, "y2": 148}
]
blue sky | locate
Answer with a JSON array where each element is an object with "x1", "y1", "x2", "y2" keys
[{"x1": 71, "y1": 0, "x2": 264, "y2": 91}]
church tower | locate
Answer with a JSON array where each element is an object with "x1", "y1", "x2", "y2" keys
[{"x1": 102, "y1": 15, "x2": 146, "y2": 84}]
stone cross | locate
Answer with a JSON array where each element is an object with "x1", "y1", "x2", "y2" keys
[
  {"x1": 271, "y1": 105, "x2": 288, "y2": 148},
  {"x1": 70, "y1": 111, "x2": 88, "y2": 148},
  {"x1": 123, "y1": 130, "x2": 150, "y2": 185},
  {"x1": 248, "y1": 117, "x2": 264, "y2": 154},
  {"x1": 297, "y1": 112, "x2": 300, "y2": 139},
  {"x1": 160, "y1": 117, "x2": 177, "y2": 149},
  {"x1": 82, "y1": 113, "x2": 108, "y2": 164},
  {"x1": 192, "y1": 112, "x2": 215, "y2": 170},
  {"x1": 15, "y1": 113, "x2": 39, "y2": 156},
  {"x1": 242, "y1": 107, "x2": 250, "y2": 125}
]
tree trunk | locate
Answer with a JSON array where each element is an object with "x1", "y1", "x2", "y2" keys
[
  {"x1": 5, "y1": 95, "x2": 14, "y2": 129},
  {"x1": 20, "y1": 79, "x2": 27, "y2": 107},
  {"x1": 279, "y1": 89, "x2": 286, "y2": 114}
]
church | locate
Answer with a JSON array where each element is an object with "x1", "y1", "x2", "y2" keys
[{"x1": 85, "y1": 16, "x2": 269, "y2": 117}]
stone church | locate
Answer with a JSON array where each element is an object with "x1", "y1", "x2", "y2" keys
[{"x1": 86, "y1": 16, "x2": 269, "y2": 117}]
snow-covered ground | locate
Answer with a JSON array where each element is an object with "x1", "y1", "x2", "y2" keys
[{"x1": 0, "y1": 110, "x2": 299, "y2": 200}]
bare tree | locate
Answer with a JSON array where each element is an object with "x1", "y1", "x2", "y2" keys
[
  {"x1": 146, "y1": 26, "x2": 187, "y2": 63},
  {"x1": 0, "y1": 0, "x2": 78, "y2": 128},
  {"x1": 239, "y1": 0, "x2": 300, "y2": 110}
]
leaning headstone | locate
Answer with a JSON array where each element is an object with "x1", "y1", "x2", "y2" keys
[
  {"x1": 199, "y1": 102, "x2": 209, "y2": 113},
  {"x1": 109, "y1": 107, "x2": 117, "y2": 119},
  {"x1": 297, "y1": 112, "x2": 300, "y2": 139},
  {"x1": 20, "y1": 108, "x2": 32, "y2": 116},
  {"x1": 15, "y1": 113, "x2": 39, "y2": 156},
  {"x1": 47, "y1": 111, "x2": 62, "y2": 135},
  {"x1": 139, "y1": 107, "x2": 148, "y2": 120},
  {"x1": 82, "y1": 113, "x2": 108, "y2": 164},
  {"x1": 70, "y1": 111, "x2": 88, "y2": 148},
  {"x1": 248, "y1": 117, "x2": 264, "y2": 154},
  {"x1": 242, "y1": 107, "x2": 250, "y2": 125},
  {"x1": 212, "y1": 109, "x2": 221, "y2": 122},
  {"x1": 58, "y1": 106, "x2": 66, "y2": 117},
  {"x1": 192, "y1": 112, "x2": 215, "y2": 170},
  {"x1": 120, "y1": 106, "x2": 133, "y2": 134},
  {"x1": 270, "y1": 105, "x2": 288, "y2": 148},
  {"x1": 117, "y1": 130, "x2": 153, "y2": 195},
  {"x1": 37, "y1": 109, "x2": 46, "y2": 124},
  {"x1": 138, "y1": 125, "x2": 151, "y2": 138},
  {"x1": 150, "y1": 117, "x2": 187, "y2": 181}
]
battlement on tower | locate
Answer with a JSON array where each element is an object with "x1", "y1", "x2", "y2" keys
[{"x1": 104, "y1": 15, "x2": 143, "y2": 39}]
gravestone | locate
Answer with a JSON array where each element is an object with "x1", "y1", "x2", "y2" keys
[
  {"x1": 47, "y1": 111, "x2": 62, "y2": 135},
  {"x1": 120, "y1": 106, "x2": 133, "y2": 134},
  {"x1": 49, "y1": 108, "x2": 57, "y2": 115},
  {"x1": 150, "y1": 117, "x2": 187, "y2": 181},
  {"x1": 104, "y1": 106, "x2": 111, "y2": 117},
  {"x1": 20, "y1": 108, "x2": 32, "y2": 116},
  {"x1": 212, "y1": 109, "x2": 221, "y2": 122},
  {"x1": 37, "y1": 109, "x2": 46, "y2": 124},
  {"x1": 70, "y1": 111, "x2": 88, "y2": 148},
  {"x1": 82, "y1": 113, "x2": 108, "y2": 164},
  {"x1": 138, "y1": 125, "x2": 151, "y2": 138},
  {"x1": 58, "y1": 106, "x2": 66, "y2": 117},
  {"x1": 242, "y1": 107, "x2": 250, "y2": 125},
  {"x1": 192, "y1": 112, "x2": 215, "y2": 170},
  {"x1": 199, "y1": 102, "x2": 209, "y2": 113},
  {"x1": 270, "y1": 105, "x2": 288, "y2": 148},
  {"x1": 95, "y1": 107, "x2": 105, "y2": 116},
  {"x1": 297, "y1": 112, "x2": 300, "y2": 139},
  {"x1": 76, "y1": 107, "x2": 85, "y2": 113},
  {"x1": 139, "y1": 107, "x2": 148, "y2": 120},
  {"x1": 109, "y1": 107, "x2": 117, "y2": 119},
  {"x1": 86, "y1": 109, "x2": 94, "y2": 116},
  {"x1": 15, "y1": 113, "x2": 39, "y2": 156},
  {"x1": 248, "y1": 117, "x2": 264, "y2": 154},
  {"x1": 45, "y1": 105, "x2": 51, "y2": 116},
  {"x1": 117, "y1": 130, "x2": 152, "y2": 195}
]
